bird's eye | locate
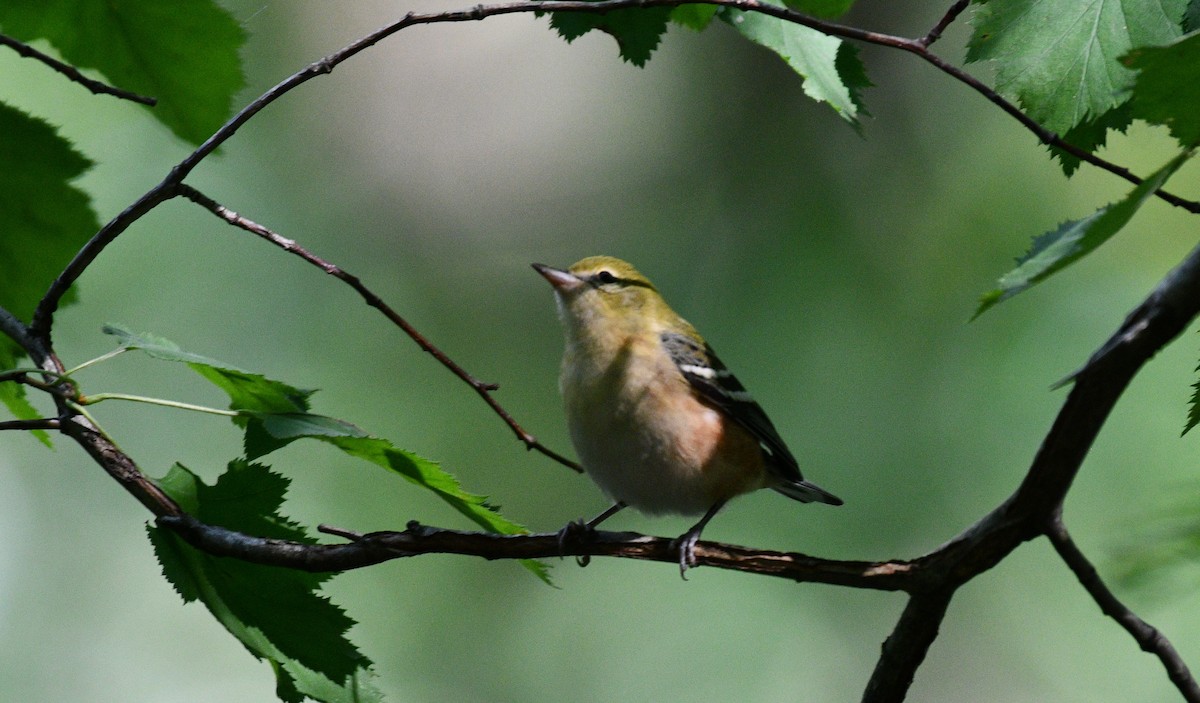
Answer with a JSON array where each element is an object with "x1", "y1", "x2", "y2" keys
[{"x1": 595, "y1": 270, "x2": 617, "y2": 284}]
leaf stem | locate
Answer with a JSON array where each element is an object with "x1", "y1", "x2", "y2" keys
[
  {"x1": 79, "y1": 392, "x2": 239, "y2": 417},
  {"x1": 64, "y1": 347, "x2": 129, "y2": 376}
]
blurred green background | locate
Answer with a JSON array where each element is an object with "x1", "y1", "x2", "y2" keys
[{"x1": 2, "y1": 1, "x2": 1200, "y2": 700}]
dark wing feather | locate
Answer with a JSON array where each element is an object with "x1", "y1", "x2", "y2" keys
[
  {"x1": 660, "y1": 331, "x2": 802, "y2": 479},
  {"x1": 660, "y1": 331, "x2": 843, "y2": 506}
]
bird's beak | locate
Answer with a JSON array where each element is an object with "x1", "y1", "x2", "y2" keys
[{"x1": 532, "y1": 263, "x2": 585, "y2": 292}]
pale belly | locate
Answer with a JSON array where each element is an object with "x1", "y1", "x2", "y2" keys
[{"x1": 564, "y1": 365, "x2": 766, "y2": 516}]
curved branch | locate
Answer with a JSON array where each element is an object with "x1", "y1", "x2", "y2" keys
[
  {"x1": 176, "y1": 185, "x2": 582, "y2": 472},
  {"x1": 0, "y1": 34, "x2": 156, "y2": 105},
  {"x1": 1046, "y1": 511, "x2": 1200, "y2": 703}
]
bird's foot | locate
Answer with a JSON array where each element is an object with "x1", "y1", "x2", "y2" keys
[
  {"x1": 556, "y1": 519, "x2": 594, "y2": 567},
  {"x1": 672, "y1": 527, "x2": 703, "y2": 580}
]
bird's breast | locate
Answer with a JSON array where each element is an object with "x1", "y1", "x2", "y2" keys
[{"x1": 561, "y1": 339, "x2": 766, "y2": 516}]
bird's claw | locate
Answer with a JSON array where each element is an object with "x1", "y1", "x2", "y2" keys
[
  {"x1": 556, "y1": 519, "x2": 594, "y2": 567},
  {"x1": 672, "y1": 529, "x2": 703, "y2": 580}
]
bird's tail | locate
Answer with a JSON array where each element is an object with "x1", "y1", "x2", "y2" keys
[{"x1": 774, "y1": 479, "x2": 843, "y2": 506}]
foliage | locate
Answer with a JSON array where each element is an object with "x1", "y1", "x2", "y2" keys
[{"x1": 3, "y1": 0, "x2": 1200, "y2": 701}]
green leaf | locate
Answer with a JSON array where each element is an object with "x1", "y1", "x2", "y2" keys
[
  {"x1": 1050, "y1": 105, "x2": 1133, "y2": 176},
  {"x1": 975, "y1": 150, "x2": 1193, "y2": 317},
  {"x1": 722, "y1": 2, "x2": 870, "y2": 126},
  {"x1": 102, "y1": 324, "x2": 314, "y2": 421},
  {"x1": 105, "y1": 325, "x2": 550, "y2": 582},
  {"x1": 966, "y1": 0, "x2": 1185, "y2": 136},
  {"x1": 1186, "y1": 0, "x2": 1200, "y2": 31},
  {"x1": 1125, "y1": 32, "x2": 1200, "y2": 148},
  {"x1": 783, "y1": 0, "x2": 856, "y2": 18},
  {"x1": 150, "y1": 461, "x2": 380, "y2": 702},
  {"x1": 1186, "y1": 363, "x2": 1200, "y2": 435},
  {"x1": 246, "y1": 414, "x2": 552, "y2": 583},
  {"x1": 0, "y1": 104, "x2": 97, "y2": 323},
  {"x1": 0, "y1": 104, "x2": 88, "y2": 449},
  {"x1": 545, "y1": 4, "x2": 672, "y2": 67},
  {"x1": 0, "y1": 339, "x2": 52, "y2": 447},
  {"x1": 670, "y1": 4, "x2": 719, "y2": 31},
  {"x1": 0, "y1": 0, "x2": 246, "y2": 145}
]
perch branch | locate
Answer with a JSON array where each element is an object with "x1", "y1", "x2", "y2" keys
[{"x1": 158, "y1": 514, "x2": 916, "y2": 589}]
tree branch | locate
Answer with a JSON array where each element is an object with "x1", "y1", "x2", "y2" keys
[
  {"x1": 917, "y1": 0, "x2": 969, "y2": 48},
  {"x1": 0, "y1": 33, "x2": 156, "y2": 106},
  {"x1": 0, "y1": 418, "x2": 59, "y2": 432},
  {"x1": 157, "y1": 514, "x2": 917, "y2": 589},
  {"x1": 862, "y1": 591, "x2": 953, "y2": 703},
  {"x1": 1046, "y1": 511, "x2": 1200, "y2": 703},
  {"x1": 176, "y1": 184, "x2": 582, "y2": 473}
]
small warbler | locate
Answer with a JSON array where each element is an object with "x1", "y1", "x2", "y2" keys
[{"x1": 534, "y1": 256, "x2": 841, "y2": 574}]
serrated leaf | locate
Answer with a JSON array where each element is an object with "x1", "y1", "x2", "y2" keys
[
  {"x1": 1051, "y1": 105, "x2": 1133, "y2": 176},
  {"x1": 0, "y1": 104, "x2": 96, "y2": 324},
  {"x1": 966, "y1": 0, "x2": 1185, "y2": 137},
  {"x1": 722, "y1": 2, "x2": 869, "y2": 126},
  {"x1": 102, "y1": 324, "x2": 314, "y2": 421},
  {"x1": 1125, "y1": 32, "x2": 1200, "y2": 148},
  {"x1": 546, "y1": 4, "x2": 672, "y2": 66},
  {"x1": 0, "y1": 0, "x2": 246, "y2": 145},
  {"x1": 670, "y1": 4, "x2": 719, "y2": 31},
  {"x1": 975, "y1": 150, "x2": 1192, "y2": 317},
  {"x1": 1185, "y1": 367, "x2": 1200, "y2": 435},
  {"x1": 245, "y1": 411, "x2": 552, "y2": 582},
  {"x1": 150, "y1": 461, "x2": 379, "y2": 702},
  {"x1": 106, "y1": 325, "x2": 550, "y2": 582},
  {"x1": 246, "y1": 417, "x2": 552, "y2": 583}
]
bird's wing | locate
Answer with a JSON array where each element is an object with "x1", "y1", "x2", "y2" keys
[{"x1": 660, "y1": 331, "x2": 804, "y2": 482}]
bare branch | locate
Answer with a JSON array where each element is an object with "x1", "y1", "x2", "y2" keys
[
  {"x1": 0, "y1": 418, "x2": 59, "y2": 432},
  {"x1": 158, "y1": 514, "x2": 917, "y2": 589},
  {"x1": 176, "y1": 184, "x2": 583, "y2": 473},
  {"x1": 918, "y1": 0, "x2": 969, "y2": 48},
  {"x1": 862, "y1": 591, "x2": 954, "y2": 703},
  {"x1": 0, "y1": 33, "x2": 156, "y2": 106},
  {"x1": 1047, "y1": 511, "x2": 1200, "y2": 703}
]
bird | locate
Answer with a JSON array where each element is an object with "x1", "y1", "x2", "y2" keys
[{"x1": 533, "y1": 255, "x2": 841, "y2": 575}]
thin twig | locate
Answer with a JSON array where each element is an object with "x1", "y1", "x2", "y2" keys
[
  {"x1": 0, "y1": 34, "x2": 156, "y2": 105},
  {"x1": 177, "y1": 184, "x2": 583, "y2": 472},
  {"x1": 0, "y1": 418, "x2": 60, "y2": 432},
  {"x1": 1046, "y1": 510, "x2": 1200, "y2": 703},
  {"x1": 918, "y1": 0, "x2": 969, "y2": 48}
]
